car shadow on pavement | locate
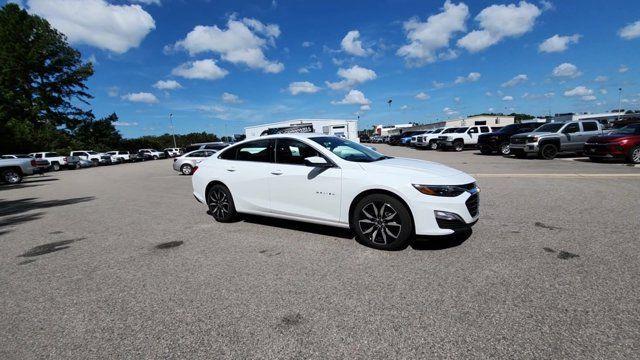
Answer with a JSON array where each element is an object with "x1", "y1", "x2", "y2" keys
[
  {"x1": 411, "y1": 229, "x2": 472, "y2": 250},
  {"x1": 240, "y1": 214, "x2": 355, "y2": 240},
  {"x1": 0, "y1": 196, "x2": 95, "y2": 217}
]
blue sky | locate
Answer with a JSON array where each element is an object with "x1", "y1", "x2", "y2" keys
[{"x1": 6, "y1": 0, "x2": 640, "y2": 137}]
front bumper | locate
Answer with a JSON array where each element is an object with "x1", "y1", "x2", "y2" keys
[
  {"x1": 510, "y1": 142, "x2": 539, "y2": 153},
  {"x1": 410, "y1": 190, "x2": 480, "y2": 236},
  {"x1": 584, "y1": 143, "x2": 626, "y2": 157}
]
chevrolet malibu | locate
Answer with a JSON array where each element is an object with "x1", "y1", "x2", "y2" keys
[{"x1": 192, "y1": 134, "x2": 479, "y2": 250}]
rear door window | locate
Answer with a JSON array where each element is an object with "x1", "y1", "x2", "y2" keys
[
  {"x1": 480, "y1": 126, "x2": 491, "y2": 133},
  {"x1": 563, "y1": 123, "x2": 580, "y2": 133},
  {"x1": 582, "y1": 122, "x2": 598, "y2": 132}
]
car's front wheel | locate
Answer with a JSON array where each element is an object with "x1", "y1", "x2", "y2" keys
[
  {"x1": 207, "y1": 184, "x2": 237, "y2": 222},
  {"x1": 500, "y1": 142, "x2": 511, "y2": 155},
  {"x1": 180, "y1": 164, "x2": 193, "y2": 175},
  {"x1": 51, "y1": 162, "x2": 60, "y2": 171},
  {"x1": 628, "y1": 146, "x2": 640, "y2": 164},
  {"x1": 1, "y1": 169, "x2": 22, "y2": 184},
  {"x1": 539, "y1": 143, "x2": 558, "y2": 160},
  {"x1": 351, "y1": 194, "x2": 413, "y2": 250},
  {"x1": 429, "y1": 140, "x2": 438, "y2": 150},
  {"x1": 453, "y1": 140, "x2": 464, "y2": 152}
]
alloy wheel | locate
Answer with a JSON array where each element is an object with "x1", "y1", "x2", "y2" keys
[
  {"x1": 181, "y1": 164, "x2": 192, "y2": 175},
  {"x1": 541, "y1": 145, "x2": 557, "y2": 159},
  {"x1": 430, "y1": 141, "x2": 438, "y2": 150},
  {"x1": 358, "y1": 202, "x2": 402, "y2": 245},
  {"x1": 4, "y1": 170, "x2": 20, "y2": 184},
  {"x1": 208, "y1": 188, "x2": 231, "y2": 219},
  {"x1": 632, "y1": 147, "x2": 640, "y2": 164},
  {"x1": 455, "y1": 142, "x2": 464, "y2": 152},
  {"x1": 500, "y1": 143, "x2": 510, "y2": 155}
]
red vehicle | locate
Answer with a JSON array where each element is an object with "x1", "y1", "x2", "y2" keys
[{"x1": 584, "y1": 123, "x2": 640, "y2": 164}]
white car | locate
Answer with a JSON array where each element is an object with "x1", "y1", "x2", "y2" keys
[
  {"x1": 106, "y1": 151, "x2": 131, "y2": 163},
  {"x1": 164, "y1": 148, "x2": 182, "y2": 157},
  {"x1": 191, "y1": 134, "x2": 479, "y2": 250},
  {"x1": 29, "y1": 152, "x2": 68, "y2": 171},
  {"x1": 436, "y1": 125, "x2": 494, "y2": 151}
]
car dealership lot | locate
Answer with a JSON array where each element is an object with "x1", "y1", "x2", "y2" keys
[{"x1": 1, "y1": 146, "x2": 639, "y2": 359}]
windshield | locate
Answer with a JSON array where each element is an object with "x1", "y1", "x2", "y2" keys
[
  {"x1": 533, "y1": 123, "x2": 564, "y2": 133},
  {"x1": 496, "y1": 124, "x2": 520, "y2": 133},
  {"x1": 442, "y1": 128, "x2": 457, "y2": 134},
  {"x1": 613, "y1": 124, "x2": 640, "y2": 134},
  {"x1": 454, "y1": 127, "x2": 469, "y2": 133},
  {"x1": 310, "y1": 136, "x2": 389, "y2": 162}
]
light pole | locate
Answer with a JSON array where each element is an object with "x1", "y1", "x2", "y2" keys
[
  {"x1": 618, "y1": 88, "x2": 623, "y2": 122},
  {"x1": 169, "y1": 113, "x2": 177, "y2": 148}
]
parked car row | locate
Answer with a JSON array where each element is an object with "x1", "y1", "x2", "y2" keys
[{"x1": 364, "y1": 121, "x2": 640, "y2": 164}]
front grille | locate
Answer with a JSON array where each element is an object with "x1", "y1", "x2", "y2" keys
[
  {"x1": 511, "y1": 138, "x2": 526, "y2": 144},
  {"x1": 416, "y1": 136, "x2": 423, "y2": 142},
  {"x1": 436, "y1": 218, "x2": 469, "y2": 231},
  {"x1": 466, "y1": 193, "x2": 479, "y2": 217}
]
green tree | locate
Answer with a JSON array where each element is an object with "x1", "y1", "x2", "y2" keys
[
  {"x1": 73, "y1": 113, "x2": 122, "y2": 151},
  {"x1": 0, "y1": 3, "x2": 93, "y2": 153}
]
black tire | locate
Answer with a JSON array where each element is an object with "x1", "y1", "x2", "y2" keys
[
  {"x1": 1, "y1": 168, "x2": 22, "y2": 184},
  {"x1": 351, "y1": 193, "x2": 413, "y2": 250},
  {"x1": 538, "y1": 143, "x2": 558, "y2": 160},
  {"x1": 512, "y1": 149, "x2": 527, "y2": 158},
  {"x1": 51, "y1": 162, "x2": 60, "y2": 171},
  {"x1": 152, "y1": 155, "x2": 158, "y2": 160},
  {"x1": 479, "y1": 146, "x2": 493, "y2": 155},
  {"x1": 453, "y1": 140, "x2": 464, "y2": 152},
  {"x1": 429, "y1": 140, "x2": 438, "y2": 150},
  {"x1": 499, "y1": 142, "x2": 511, "y2": 156},
  {"x1": 180, "y1": 164, "x2": 193, "y2": 175},
  {"x1": 628, "y1": 146, "x2": 640, "y2": 164},
  {"x1": 91, "y1": 159, "x2": 99, "y2": 167},
  {"x1": 206, "y1": 184, "x2": 237, "y2": 222}
]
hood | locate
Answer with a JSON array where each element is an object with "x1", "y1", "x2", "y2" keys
[
  {"x1": 360, "y1": 157, "x2": 475, "y2": 185},
  {"x1": 511, "y1": 131, "x2": 555, "y2": 138},
  {"x1": 588, "y1": 134, "x2": 636, "y2": 143}
]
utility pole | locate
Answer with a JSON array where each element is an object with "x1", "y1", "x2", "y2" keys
[
  {"x1": 169, "y1": 113, "x2": 177, "y2": 148},
  {"x1": 618, "y1": 88, "x2": 623, "y2": 122}
]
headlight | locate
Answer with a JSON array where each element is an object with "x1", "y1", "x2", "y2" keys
[{"x1": 413, "y1": 184, "x2": 469, "y2": 197}]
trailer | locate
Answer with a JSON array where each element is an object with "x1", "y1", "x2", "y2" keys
[{"x1": 245, "y1": 119, "x2": 359, "y2": 142}]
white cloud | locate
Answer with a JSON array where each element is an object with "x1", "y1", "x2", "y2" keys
[
  {"x1": 619, "y1": 20, "x2": 640, "y2": 40},
  {"x1": 544, "y1": 92, "x2": 555, "y2": 98},
  {"x1": 594, "y1": 75, "x2": 608, "y2": 83},
  {"x1": 153, "y1": 80, "x2": 182, "y2": 90},
  {"x1": 552, "y1": 62, "x2": 581, "y2": 78},
  {"x1": 619, "y1": 65, "x2": 629, "y2": 73},
  {"x1": 443, "y1": 107, "x2": 458, "y2": 115},
  {"x1": 397, "y1": 1, "x2": 469, "y2": 65},
  {"x1": 222, "y1": 92, "x2": 242, "y2": 103},
  {"x1": 27, "y1": 0, "x2": 155, "y2": 54},
  {"x1": 332, "y1": 89, "x2": 371, "y2": 105},
  {"x1": 302, "y1": 41, "x2": 313, "y2": 47},
  {"x1": 502, "y1": 95, "x2": 514, "y2": 101},
  {"x1": 581, "y1": 95, "x2": 596, "y2": 101},
  {"x1": 326, "y1": 65, "x2": 377, "y2": 90},
  {"x1": 540, "y1": 0, "x2": 554, "y2": 11},
  {"x1": 457, "y1": 1, "x2": 541, "y2": 53},
  {"x1": 455, "y1": 72, "x2": 481, "y2": 84},
  {"x1": 288, "y1": 81, "x2": 321, "y2": 95},
  {"x1": 538, "y1": 34, "x2": 581, "y2": 53},
  {"x1": 360, "y1": 104, "x2": 371, "y2": 111},
  {"x1": 340, "y1": 30, "x2": 371, "y2": 56},
  {"x1": 501, "y1": 74, "x2": 528, "y2": 87},
  {"x1": 564, "y1": 86, "x2": 593, "y2": 97},
  {"x1": 122, "y1": 92, "x2": 158, "y2": 104},
  {"x1": 432, "y1": 80, "x2": 445, "y2": 89},
  {"x1": 415, "y1": 92, "x2": 430, "y2": 100},
  {"x1": 298, "y1": 60, "x2": 322, "y2": 74},
  {"x1": 599, "y1": 89, "x2": 608, "y2": 95},
  {"x1": 454, "y1": 96, "x2": 461, "y2": 103},
  {"x1": 113, "y1": 121, "x2": 138, "y2": 127},
  {"x1": 107, "y1": 86, "x2": 119, "y2": 97},
  {"x1": 171, "y1": 59, "x2": 228, "y2": 80},
  {"x1": 130, "y1": 0, "x2": 161, "y2": 5},
  {"x1": 172, "y1": 17, "x2": 283, "y2": 73},
  {"x1": 485, "y1": 91, "x2": 493, "y2": 97}
]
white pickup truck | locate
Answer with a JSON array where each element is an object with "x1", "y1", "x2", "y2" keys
[
  {"x1": 414, "y1": 127, "x2": 456, "y2": 150},
  {"x1": 138, "y1": 149, "x2": 165, "y2": 160},
  {"x1": 106, "y1": 151, "x2": 131, "y2": 163},
  {"x1": 28, "y1": 152, "x2": 69, "y2": 171},
  {"x1": 0, "y1": 157, "x2": 37, "y2": 184},
  {"x1": 436, "y1": 125, "x2": 494, "y2": 151},
  {"x1": 70, "y1": 151, "x2": 112, "y2": 166}
]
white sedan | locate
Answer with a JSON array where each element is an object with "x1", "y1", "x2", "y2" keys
[{"x1": 192, "y1": 134, "x2": 479, "y2": 250}]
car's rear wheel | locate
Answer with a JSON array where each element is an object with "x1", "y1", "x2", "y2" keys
[
  {"x1": 453, "y1": 140, "x2": 464, "y2": 152},
  {"x1": 500, "y1": 142, "x2": 511, "y2": 155},
  {"x1": 628, "y1": 146, "x2": 640, "y2": 164},
  {"x1": 1, "y1": 169, "x2": 22, "y2": 184},
  {"x1": 51, "y1": 162, "x2": 60, "y2": 171},
  {"x1": 429, "y1": 140, "x2": 438, "y2": 150},
  {"x1": 180, "y1": 164, "x2": 193, "y2": 175},
  {"x1": 152, "y1": 155, "x2": 158, "y2": 160},
  {"x1": 539, "y1": 143, "x2": 558, "y2": 160},
  {"x1": 351, "y1": 194, "x2": 413, "y2": 250},
  {"x1": 207, "y1": 184, "x2": 237, "y2": 222}
]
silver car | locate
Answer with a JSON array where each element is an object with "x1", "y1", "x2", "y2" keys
[{"x1": 172, "y1": 149, "x2": 216, "y2": 175}]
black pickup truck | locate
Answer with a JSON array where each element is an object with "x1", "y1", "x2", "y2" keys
[{"x1": 478, "y1": 122, "x2": 542, "y2": 155}]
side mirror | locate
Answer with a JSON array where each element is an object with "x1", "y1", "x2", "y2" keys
[{"x1": 304, "y1": 156, "x2": 331, "y2": 168}]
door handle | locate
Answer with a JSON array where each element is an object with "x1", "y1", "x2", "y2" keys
[
  {"x1": 226, "y1": 167, "x2": 236, "y2": 172},
  {"x1": 271, "y1": 170, "x2": 283, "y2": 176}
]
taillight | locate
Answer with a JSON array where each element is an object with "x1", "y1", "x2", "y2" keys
[
  {"x1": 64, "y1": 157, "x2": 68, "y2": 162},
  {"x1": 31, "y1": 159, "x2": 36, "y2": 166},
  {"x1": 192, "y1": 166, "x2": 198, "y2": 174}
]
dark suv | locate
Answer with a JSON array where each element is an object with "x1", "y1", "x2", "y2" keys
[{"x1": 478, "y1": 122, "x2": 542, "y2": 155}]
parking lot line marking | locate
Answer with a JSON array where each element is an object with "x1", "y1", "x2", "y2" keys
[{"x1": 473, "y1": 173, "x2": 640, "y2": 178}]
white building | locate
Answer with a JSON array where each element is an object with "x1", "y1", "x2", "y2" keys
[
  {"x1": 375, "y1": 124, "x2": 413, "y2": 136},
  {"x1": 445, "y1": 115, "x2": 515, "y2": 128},
  {"x1": 552, "y1": 111, "x2": 626, "y2": 123},
  {"x1": 245, "y1": 119, "x2": 358, "y2": 141}
]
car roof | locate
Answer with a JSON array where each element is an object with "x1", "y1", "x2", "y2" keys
[{"x1": 255, "y1": 133, "x2": 333, "y2": 140}]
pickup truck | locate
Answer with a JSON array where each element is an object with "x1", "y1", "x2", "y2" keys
[
  {"x1": 413, "y1": 128, "x2": 453, "y2": 149},
  {"x1": 509, "y1": 120, "x2": 603, "y2": 159},
  {"x1": 0, "y1": 158, "x2": 37, "y2": 184},
  {"x1": 70, "y1": 150, "x2": 112, "y2": 165},
  {"x1": 106, "y1": 151, "x2": 131, "y2": 163},
  {"x1": 29, "y1": 152, "x2": 69, "y2": 171},
  {"x1": 138, "y1": 149, "x2": 165, "y2": 160},
  {"x1": 437, "y1": 125, "x2": 494, "y2": 151}
]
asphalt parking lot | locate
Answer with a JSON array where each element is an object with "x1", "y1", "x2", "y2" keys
[{"x1": 1, "y1": 146, "x2": 639, "y2": 359}]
